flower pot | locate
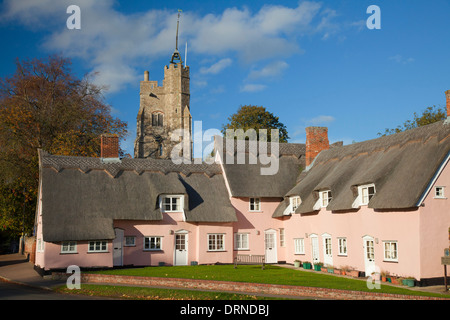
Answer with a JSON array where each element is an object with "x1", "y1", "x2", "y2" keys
[
  {"x1": 340, "y1": 270, "x2": 347, "y2": 276},
  {"x1": 349, "y1": 270, "x2": 360, "y2": 278},
  {"x1": 321, "y1": 267, "x2": 328, "y2": 272},
  {"x1": 381, "y1": 276, "x2": 387, "y2": 282},
  {"x1": 334, "y1": 269, "x2": 341, "y2": 275},
  {"x1": 294, "y1": 261, "x2": 301, "y2": 268},
  {"x1": 402, "y1": 279, "x2": 415, "y2": 287},
  {"x1": 390, "y1": 277, "x2": 400, "y2": 285},
  {"x1": 327, "y1": 268, "x2": 334, "y2": 273},
  {"x1": 303, "y1": 262, "x2": 311, "y2": 269},
  {"x1": 314, "y1": 265, "x2": 322, "y2": 271}
]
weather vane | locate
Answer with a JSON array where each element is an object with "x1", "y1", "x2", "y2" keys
[{"x1": 170, "y1": 9, "x2": 183, "y2": 64}]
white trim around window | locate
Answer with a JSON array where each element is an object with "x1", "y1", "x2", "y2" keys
[
  {"x1": 313, "y1": 190, "x2": 332, "y2": 210},
  {"x1": 383, "y1": 240, "x2": 398, "y2": 262},
  {"x1": 61, "y1": 241, "x2": 77, "y2": 254},
  {"x1": 249, "y1": 198, "x2": 261, "y2": 211},
  {"x1": 434, "y1": 186, "x2": 446, "y2": 199},
  {"x1": 294, "y1": 238, "x2": 305, "y2": 255},
  {"x1": 124, "y1": 236, "x2": 136, "y2": 247},
  {"x1": 88, "y1": 240, "x2": 108, "y2": 253},
  {"x1": 143, "y1": 236, "x2": 163, "y2": 251},
  {"x1": 160, "y1": 195, "x2": 184, "y2": 212},
  {"x1": 234, "y1": 233, "x2": 249, "y2": 250},
  {"x1": 337, "y1": 237, "x2": 347, "y2": 256},
  {"x1": 290, "y1": 196, "x2": 301, "y2": 213},
  {"x1": 208, "y1": 233, "x2": 225, "y2": 251},
  {"x1": 352, "y1": 184, "x2": 376, "y2": 208}
]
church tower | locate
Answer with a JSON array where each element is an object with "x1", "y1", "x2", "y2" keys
[{"x1": 134, "y1": 11, "x2": 192, "y2": 161}]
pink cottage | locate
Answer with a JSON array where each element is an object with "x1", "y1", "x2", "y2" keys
[{"x1": 34, "y1": 91, "x2": 450, "y2": 287}]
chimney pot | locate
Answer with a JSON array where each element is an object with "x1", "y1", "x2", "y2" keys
[
  {"x1": 101, "y1": 134, "x2": 119, "y2": 159},
  {"x1": 305, "y1": 127, "x2": 329, "y2": 167},
  {"x1": 144, "y1": 70, "x2": 149, "y2": 81}
]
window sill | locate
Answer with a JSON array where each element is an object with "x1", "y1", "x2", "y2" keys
[
  {"x1": 87, "y1": 251, "x2": 109, "y2": 254},
  {"x1": 433, "y1": 197, "x2": 447, "y2": 200},
  {"x1": 143, "y1": 249, "x2": 163, "y2": 252},
  {"x1": 207, "y1": 250, "x2": 226, "y2": 252},
  {"x1": 60, "y1": 252, "x2": 78, "y2": 255}
]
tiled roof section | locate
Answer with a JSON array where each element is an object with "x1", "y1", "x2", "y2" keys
[{"x1": 41, "y1": 151, "x2": 223, "y2": 178}]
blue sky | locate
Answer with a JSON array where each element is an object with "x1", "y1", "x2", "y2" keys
[{"x1": 1, "y1": 0, "x2": 450, "y2": 157}]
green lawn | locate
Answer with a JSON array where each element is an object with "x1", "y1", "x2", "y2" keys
[{"x1": 89, "y1": 264, "x2": 449, "y2": 298}]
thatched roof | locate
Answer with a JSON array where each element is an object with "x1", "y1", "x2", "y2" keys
[
  {"x1": 278, "y1": 120, "x2": 450, "y2": 216},
  {"x1": 39, "y1": 151, "x2": 236, "y2": 242},
  {"x1": 214, "y1": 137, "x2": 305, "y2": 198}
]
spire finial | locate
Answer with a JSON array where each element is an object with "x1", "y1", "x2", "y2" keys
[{"x1": 170, "y1": 9, "x2": 183, "y2": 64}]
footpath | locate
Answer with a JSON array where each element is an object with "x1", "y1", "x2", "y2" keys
[{"x1": 1, "y1": 253, "x2": 449, "y2": 300}]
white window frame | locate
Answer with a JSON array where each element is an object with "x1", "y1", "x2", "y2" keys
[
  {"x1": 294, "y1": 238, "x2": 305, "y2": 255},
  {"x1": 208, "y1": 233, "x2": 225, "y2": 251},
  {"x1": 61, "y1": 241, "x2": 77, "y2": 254},
  {"x1": 320, "y1": 190, "x2": 332, "y2": 207},
  {"x1": 37, "y1": 238, "x2": 44, "y2": 253},
  {"x1": 234, "y1": 233, "x2": 249, "y2": 250},
  {"x1": 88, "y1": 241, "x2": 108, "y2": 253},
  {"x1": 337, "y1": 237, "x2": 347, "y2": 256},
  {"x1": 434, "y1": 186, "x2": 446, "y2": 199},
  {"x1": 383, "y1": 240, "x2": 398, "y2": 262},
  {"x1": 290, "y1": 196, "x2": 301, "y2": 213},
  {"x1": 280, "y1": 228, "x2": 285, "y2": 247},
  {"x1": 124, "y1": 236, "x2": 136, "y2": 247},
  {"x1": 143, "y1": 236, "x2": 163, "y2": 251},
  {"x1": 249, "y1": 198, "x2": 261, "y2": 212},
  {"x1": 160, "y1": 195, "x2": 184, "y2": 212},
  {"x1": 352, "y1": 184, "x2": 376, "y2": 208}
]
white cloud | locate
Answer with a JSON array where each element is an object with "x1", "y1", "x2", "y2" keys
[
  {"x1": 308, "y1": 115, "x2": 335, "y2": 125},
  {"x1": 240, "y1": 84, "x2": 267, "y2": 93},
  {"x1": 1, "y1": 0, "x2": 340, "y2": 93},
  {"x1": 389, "y1": 54, "x2": 415, "y2": 64},
  {"x1": 247, "y1": 60, "x2": 289, "y2": 79},
  {"x1": 200, "y1": 58, "x2": 232, "y2": 74}
]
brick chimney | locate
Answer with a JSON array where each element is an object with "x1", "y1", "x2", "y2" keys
[
  {"x1": 446, "y1": 90, "x2": 450, "y2": 118},
  {"x1": 305, "y1": 127, "x2": 329, "y2": 167},
  {"x1": 100, "y1": 134, "x2": 119, "y2": 159}
]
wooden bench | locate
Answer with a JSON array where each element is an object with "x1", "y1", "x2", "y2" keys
[{"x1": 234, "y1": 254, "x2": 265, "y2": 270}]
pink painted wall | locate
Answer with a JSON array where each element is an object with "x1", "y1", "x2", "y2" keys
[
  {"x1": 283, "y1": 207, "x2": 421, "y2": 278},
  {"x1": 114, "y1": 214, "x2": 234, "y2": 267},
  {"x1": 419, "y1": 162, "x2": 450, "y2": 279},
  {"x1": 231, "y1": 197, "x2": 285, "y2": 261}
]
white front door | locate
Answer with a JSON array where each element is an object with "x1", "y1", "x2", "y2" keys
[
  {"x1": 174, "y1": 232, "x2": 188, "y2": 266},
  {"x1": 264, "y1": 230, "x2": 277, "y2": 263},
  {"x1": 363, "y1": 236, "x2": 376, "y2": 276},
  {"x1": 113, "y1": 228, "x2": 124, "y2": 267},
  {"x1": 310, "y1": 234, "x2": 320, "y2": 266},
  {"x1": 322, "y1": 234, "x2": 333, "y2": 267}
]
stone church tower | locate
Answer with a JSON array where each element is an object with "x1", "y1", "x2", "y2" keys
[{"x1": 134, "y1": 12, "x2": 192, "y2": 161}]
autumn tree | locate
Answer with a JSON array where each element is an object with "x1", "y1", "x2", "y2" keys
[
  {"x1": 0, "y1": 55, "x2": 127, "y2": 236},
  {"x1": 378, "y1": 105, "x2": 446, "y2": 136},
  {"x1": 221, "y1": 105, "x2": 289, "y2": 142}
]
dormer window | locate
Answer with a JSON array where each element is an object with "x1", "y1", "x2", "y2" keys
[
  {"x1": 352, "y1": 184, "x2": 376, "y2": 208},
  {"x1": 361, "y1": 184, "x2": 376, "y2": 205},
  {"x1": 161, "y1": 195, "x2": 183, "y2": 212},
  {"x1": 290, "y1": 196, "x2": 301, "y2": 213},
  {"x1": 249, "y1": 198, "x2": 260, "y2": 211},
  {"x1": 320, "y1": 190, "x2": 332, "y2": 207}
]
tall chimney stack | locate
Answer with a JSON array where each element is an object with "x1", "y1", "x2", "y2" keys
[
  {"x1": 305, "y1": 127, "x2": 329, "y2": 167},
  {"x1": 101, "y1": 134, "x2": 119, "y2": 159}
]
